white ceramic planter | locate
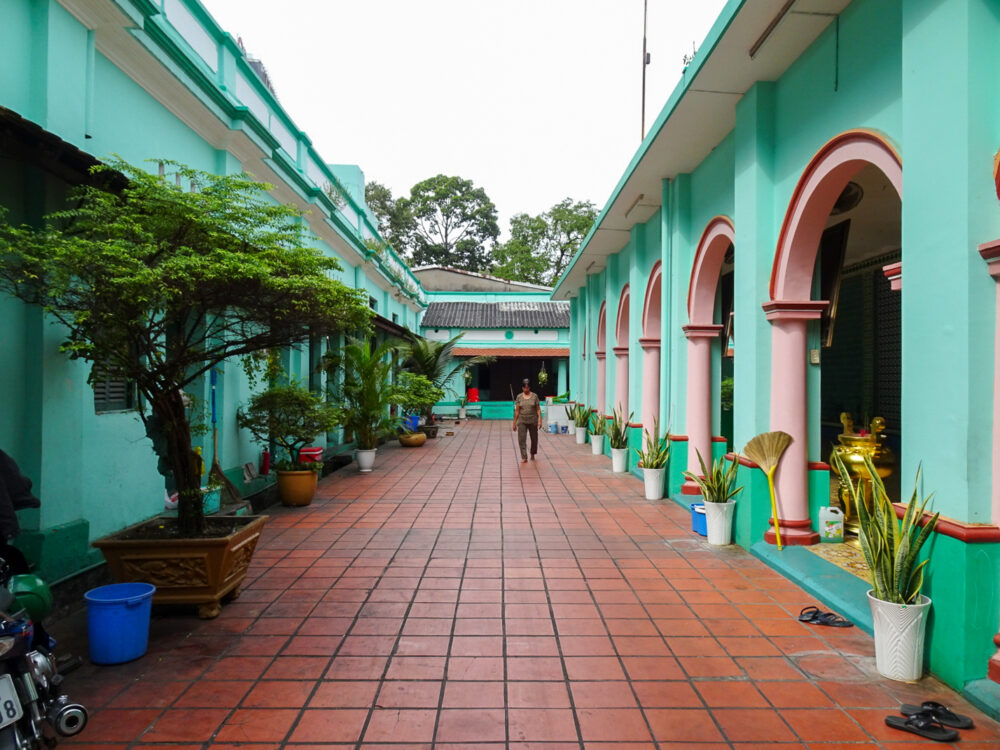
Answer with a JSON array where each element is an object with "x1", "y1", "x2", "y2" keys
[
  {"x1": 458, "y1": 407, "x2": 466, "y2": 419},
  {"x1": 575, "y1": 426, "x2": 587, "y2": 444},
  {"x1": 590, "y1": 434, "x2": 605, "y2": 455},
  {"x1": 642, "y1": 468, "x2": 665, "y2": 500},
  {"x1": 356, "y1": 448, "x2": 377, "y2": 473},
  {"x1": 703, "y1": 500, "x2": 736, "y2": 544},
  {"x1": 868, "y1": 592, "x2": 931, "y2": 682},
  {"x1": 567, "y1": 419, "x2": 576, "y2": 433},
  {"x1": 611, "y1": 447, "x2": 628, "y2": 473}
]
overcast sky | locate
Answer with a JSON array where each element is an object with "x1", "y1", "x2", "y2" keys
[{"x1": 200, "y1": 0, "x2": 728, "y2": 238}]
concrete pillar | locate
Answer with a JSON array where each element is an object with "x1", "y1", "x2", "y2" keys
[
  {"x1": 613, "y1": 347, "x2": 629, "y2": 417},
  {"x1": 762, "y1": 302, "x2": 825, "y2": 545},
  {"x1": 681, "y1": 325, "x2": 721, "y2": 495},
  {"x1": 596, "y1": 352, "x2": 607, "y2": 414},
  {"x1": 557, "y1": 358, "x2": 568, "y2": 397},
  {"x1": 981, "y1": 241, "x2": 1000, "y2": 524}
]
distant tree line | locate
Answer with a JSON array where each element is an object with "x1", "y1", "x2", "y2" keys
[{"x1": 365, "y1": 175, "x2": 597, "y2": 287}]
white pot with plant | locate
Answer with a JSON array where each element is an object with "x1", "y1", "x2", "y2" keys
[
  {"x1": 684, "y1": 450, "x2": 742, "y2": 544},
  {"x1": 458, "y1": 395, "x2": 467, "y2": 420},
  {"x1": 636, "y1": 420, "x2": 670, "y2": 500},
  {"x1": 589, "y1": 413, "x2": 606, "y2": 455},
  {"x1": 573, "y1": 404, "x2": 589, "y2": 445},
  {"x1": 833, "y1": 452, "x2": 938, "y2": 682},
  {"x1": 607, "y1": 408, "x2": 632, "y2": 473}
]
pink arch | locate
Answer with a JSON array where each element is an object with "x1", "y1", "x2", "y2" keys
[
  {"x1": 616, "y1": 285, "x2": 631, "y2": 345},
  {"x1": 771, "y1": 130, "x2": 902, "y2": 300},
  {"x1": 643, "y1": 263, "x2": 663, "y2": 337},
  {"x1": 597, "y1": 302, "x2": 607, "y2": 351},
  {"x1": 687, "y1": 217, "x2": 735, "y2": 325},
  {"x1": 595, "y1": 302, "x2": 607, "y2": 414}
]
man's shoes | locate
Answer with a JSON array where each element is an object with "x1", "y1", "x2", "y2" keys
[{"x1": 530, "y1": 455, "x2": 535, "y2": 460}]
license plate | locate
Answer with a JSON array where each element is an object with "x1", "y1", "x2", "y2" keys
[{"x1": 0, "y1": 674, "x2": 23, "y2": 729}]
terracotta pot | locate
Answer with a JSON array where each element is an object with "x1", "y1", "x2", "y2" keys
[
  {"x1": 93, "y1": 515, "x2": 268, "y2": 619},
  {"x1": 276, "y1": 469, "x2": 318, "y2": 506},
  {"x1": 398, "y1": 432, "x2": 427, "y2": 447}
]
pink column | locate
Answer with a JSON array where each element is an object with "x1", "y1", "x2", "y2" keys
[
  {"x1": 595, "y1": 351, "x2": 607, "y2": 415},
  {"x1": 682, "y1": 325, "x2": 722, "y2": 495},
  {"x1": 639, "y1": 338, "x2": 660, "y2": 436},
  {"x1": 762, "y1": 301, "x2": 827, "y2": 545},
  {"x1": 613, "y1": 346, "x2": 629, "y2": 417},
  {"x1": 980, "y1": 241, "x2": 1000, "y2": 524}
]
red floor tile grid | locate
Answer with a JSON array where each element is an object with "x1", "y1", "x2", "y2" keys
[{"x1": 55, "y1": 421, "x2": 1000, "y2": 749}]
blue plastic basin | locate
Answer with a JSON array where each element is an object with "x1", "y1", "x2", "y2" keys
[
  {"x1": 84, "y1": 582, "x2": 156, "y2": 665},
  {"x1": 690, "y1": 503, "x2": 707, "y2": 536}
]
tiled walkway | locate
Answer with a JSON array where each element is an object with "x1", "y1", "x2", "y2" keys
[{"x1": 59, "y1": 420, "x2": 1000, "y2": 749}]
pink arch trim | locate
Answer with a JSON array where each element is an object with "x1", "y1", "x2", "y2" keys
[
  {"x1": 643, "y1": 262, "x2": 663, "y2": 338},
  {"x1": 687, "y1": 217, "x2": 735, "y2": 325},
  {"x1": 616, "y1": 285, "x2": 631, "y2": 346},
  {"x1": 596, "y1": 302, "x2": 607, "y2": 351},
  {"x1": 770, "y1": 129, "x2": 902, "y2": 300}
]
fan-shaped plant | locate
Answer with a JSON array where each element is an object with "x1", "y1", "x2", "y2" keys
[
  {"x1": 636, "y1": 420, "x2": 670, "y2": 469},
  {"x1": 683, "y1": 450, "x2": 742, "y2": 503},
  {"x1": 607, "y1": 408, "x2": 632, "y2": 450},
  {"x1": 588, "y1": 413, "x2": 607, "y2": 437}
]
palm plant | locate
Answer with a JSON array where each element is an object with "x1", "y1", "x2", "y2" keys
[
  {"x1": 607, "y1": 408, "x2": 632, "y2": 450},
  {"x1": 635, "y1": 420, "x2": 670, "y2": 469},
  {"x1": 831, "y1": 452, "x2": 937, "y2": 604},
  {"x1": 683, "y1": 450, "x2": 742, "y2": 503},
  {"x1": 325, "y1": 337, "x2": 401, "y2": 450},
  {"x1": 398, "y1": 333, "x2": 495, "y2": 417}
]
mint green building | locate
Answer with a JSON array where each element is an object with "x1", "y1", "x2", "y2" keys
[
  {"x1": 554, "y1": 0, "x2": 1000, "y2": 706},
  {"x1": 0, "y1": 0, "x2": 426, "y2": 580}
]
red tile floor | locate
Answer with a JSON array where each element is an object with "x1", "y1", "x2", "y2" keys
[{"x1": 56, "y1": 420, "x2": 1000, "y2": 749}]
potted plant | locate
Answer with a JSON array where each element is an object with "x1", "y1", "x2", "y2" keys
[
  {"x1": 635, "y1": 420, "x2": 670, "y2": 500},
  {"x1": 573, "y1": 404, "x2": 590, "y2": 445},
  {"x1": 458, "y1": 395, "x2": 468, "y2": 420},
  {"x1": 394, "y1": 372, "x2": 443, "y2": 447},
  {"x1": 832, "y1": 452, "x2": 938, "y2": 682},
  {"x1": 607, "y1": 408, "x2": 632, "y2": 472},
  {"x1": 236, "y1": 383, "x2": 339, "y2": 506},
  {"x1": 328, "y1": 338, "x2": 402, "y2": 472},
  {"x1": 589, "y1": 413, "x2": 606, "y2": 455},
  {"x1": 683, "y1": 451, "x2": 742, "y2": 544},
  {"x1": 0, "y1": 159, "x2": 370, "y2": 617},
  {"x1": 537, "y1": 363, "x2": 549, "y2": 388}
]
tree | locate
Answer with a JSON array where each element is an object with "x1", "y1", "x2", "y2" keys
[
  {"x1": 0, "y1": 159, "x2": 371, "y2": 536},
  {"x1": 398, "y1": 175, "x2": 499, "y2": 272},
  {"x1": 492, "y1": 198, "x2": 597, "y2": 286},
  {"x1": 364, "y1": 180, "x2": 411, "y2": 252}
]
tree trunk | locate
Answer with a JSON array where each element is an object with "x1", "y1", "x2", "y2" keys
[{"x1": 153, "y1": 388, "x2": 203, "y2": 536}]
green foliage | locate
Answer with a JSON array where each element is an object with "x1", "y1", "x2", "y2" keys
[
  {"x1": 607, "y1": 408, "x2": 633, "y2": 450},
  {"x1": 0, "y1": 158, "x2": 370, "y2": 535},
  {"x1": 398, "y1": 175, "x2": 499, "y2": 272},
  {"x1": 326, "y1": 337, "x2": 401, "y2": 450},
  {"x1": 570, "y1": 403, "x2": 591, "y2": 425},
  {"x1": 492, "y1": 198, "x2": 597, "y2": 285},
  {"x1": 394, "y1": 372, "x2": 444, "y2": 423},
  {"x1": 831, "y1": 452, "x2": 938, "y2": 604},
  {"x1": 399, "y1": 332, "x2": 494, "y2": 411},
  {"x1": 683, "y1": 450, "x2": 742, "y2": 503},
  {"x1": 364, "y1": 180, "x2": 412, "y2": 252},
  {"x1": 236, "y1": 383, "x2": 339, "y2": 469},
  {"x1": 588, "y1": 413, "x2": 607, "y2": 437},
  {"x1": 720, "y1": 377, "x2": 734, "y2": 411},
  {"x1": 635, "y1": 420, "x2": 670, "y2": 470}
]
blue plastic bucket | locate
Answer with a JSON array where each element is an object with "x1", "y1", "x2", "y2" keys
[
  {"x1": 690, "y1": 503, "x2": 707, "y2": 536},
  {"x1": 404, "y1": 415, "x2": 420, "y2": 432},
  {"x1": 85, "y1": 583, "x2": 156, "y2": 664}
]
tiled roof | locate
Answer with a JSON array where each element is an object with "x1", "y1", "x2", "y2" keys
[
  {"x1": 422, "y1": 301, "x2": 570, "y2": 329},
  {"x1": 453, "y1": 347, "x2": 569, "y2": 358}
]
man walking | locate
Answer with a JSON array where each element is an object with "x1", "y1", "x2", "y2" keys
[{"x1": 512, "y1": 378, "x2": 542, "y2": 463}]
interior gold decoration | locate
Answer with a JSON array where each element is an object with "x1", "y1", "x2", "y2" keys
[{"x1": 831, "y1": 413, "x2": 895, "y2": 543}]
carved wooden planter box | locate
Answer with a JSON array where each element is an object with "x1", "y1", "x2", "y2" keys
[{"x1": 93, "y1": 515, "x2": 268, "y2": 619}]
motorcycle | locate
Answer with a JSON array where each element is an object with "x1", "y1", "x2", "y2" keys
[{"x1": 0, "y1": 560, "x2": 86, "y2": 750}]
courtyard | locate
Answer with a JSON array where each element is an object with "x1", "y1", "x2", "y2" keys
[{"x1": 55, "y1": 420, "x2": 1000, "y2": 749}]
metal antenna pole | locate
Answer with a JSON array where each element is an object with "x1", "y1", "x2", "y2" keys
[{"x1": 641, "y1": 0, "x2": 649, "y2": 140}]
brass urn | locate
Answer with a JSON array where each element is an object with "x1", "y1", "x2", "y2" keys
[{"x1": 831, "y1": 413, "x2": 895, "y2": 542}]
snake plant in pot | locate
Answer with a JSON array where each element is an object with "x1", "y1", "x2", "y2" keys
[
  {"x1": 683, "y1": 450, "x2": 742, "y2": 544},
  {"x1": 588, "y1": 413, "x2": 606, "y2": 455},
  {"x1": 572, "y1": 404, "x2": 591, "y2": 445},
  {"x1": 831, "y1": 451, "x2": 938, "y2": 682},
  {"x1": 607, "y1": 408, "x2": 632, "y2": 473},
  {"x1": 635, "y1": 420, "x2": 670, "y2": 500}
]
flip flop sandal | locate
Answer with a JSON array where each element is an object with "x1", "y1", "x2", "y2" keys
[
  {"x1": 885, "y1": 711, "x2": 959, "y2": 742},
  {"x1": 901, "y1": 701, "x2": 975, "y2": 729},
  {"x1": 810, "y1": 611, "x2": 854, "y2": 628},
  {"x1": 798, "y1": 606, "x2": 821, "y2": 623}
]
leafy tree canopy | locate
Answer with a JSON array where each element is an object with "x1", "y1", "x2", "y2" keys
[
  {"x1": 397, "y1": 174, "x2": 499, "y2": 273},
  {"x1": 364, "y1": 180, "x2": 411, "y2": 253},
  {"x1": 0, "y1": 158, "x2": 371, "y2": 534},
  {"x1": 492, "y1": 198, "x2": 597, "y2": 286}
]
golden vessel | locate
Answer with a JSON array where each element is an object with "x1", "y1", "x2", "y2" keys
[{"x1": 831, "y1": 413, "x2": 895, "y2": 543}]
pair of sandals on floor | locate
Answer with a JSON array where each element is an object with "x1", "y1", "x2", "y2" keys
[{"x1": 885, "y1": 701, "x2": 975, "y2": 742}]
